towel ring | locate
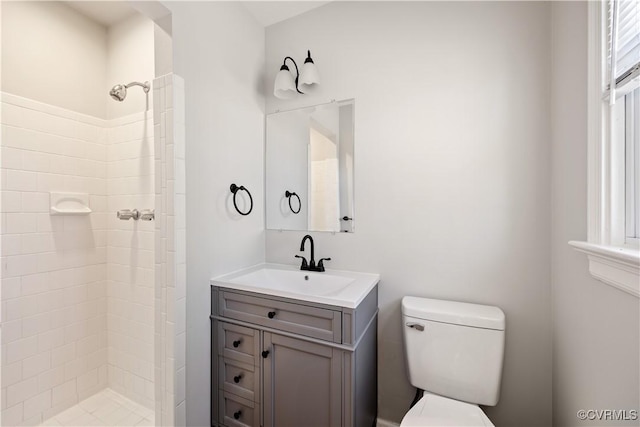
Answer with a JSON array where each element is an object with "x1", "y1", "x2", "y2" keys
[
  {"x1": 230, "y1": 184, "x2": 253, "y2": 216},
  {"x1": 285, "y1": 190, "x2": 301, "y2": 214}
]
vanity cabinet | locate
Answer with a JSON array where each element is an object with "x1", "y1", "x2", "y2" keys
[
  {"x1": 210, "y1": 285, "x2": 378, "y2": 427},
  {"x1": 263, "y1": 332, "x2": 342, "y2": 427}
]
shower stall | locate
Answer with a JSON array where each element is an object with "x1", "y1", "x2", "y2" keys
[{"x1": 0, "y1": 2, "x2": 185, "y2": 426}]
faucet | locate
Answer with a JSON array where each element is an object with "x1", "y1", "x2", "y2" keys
[{"x1": 295, "y1": 234, "x2": 331, "y2": 272}]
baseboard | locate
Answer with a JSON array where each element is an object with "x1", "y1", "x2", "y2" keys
[{"x1": 377, "y1": 418, "x2": 401, "y2": 427}]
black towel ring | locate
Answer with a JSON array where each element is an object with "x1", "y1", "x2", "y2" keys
[
  {"x1": 230, "y1": 184, "x2": 253, "y2": 216},
  {"x1": 285, "y1": 190, "x2": 301, "y2": 214}
]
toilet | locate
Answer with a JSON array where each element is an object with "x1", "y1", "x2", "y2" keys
[{"x1": 400, "y1": 296, "x2": 506, "y2": 427}]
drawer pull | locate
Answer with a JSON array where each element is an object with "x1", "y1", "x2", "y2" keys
[
  {"x1": 262, "y1": 350, "x2": 270, "y2": 358},
  {"x1": 233, "y1": 373, "x2": 243, "y2": 383},
  {"x1": 232, "y1": 339, "x2": 242, "y2": 348},
  {"x1": 233, "y1": 410, "x2": 242, "y2": 420},
  {"x1": 267, "y1": 311, "x2": 276, "y2": 319}
]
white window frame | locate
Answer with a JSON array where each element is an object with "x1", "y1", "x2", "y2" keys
[
  {"x1": 624, "y1": 90, "x2": 640, "y2": 242},
  {"x1": 569, "y1": 0, "x2": 640, "y2": 298}
]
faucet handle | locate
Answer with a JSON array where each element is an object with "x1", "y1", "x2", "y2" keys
[
  {"x1": 295, "y1": 255, "x2": 308, "y2": 270},
  {"x1": 317, "y1": 258, "x2": 331, "y2": 272}
]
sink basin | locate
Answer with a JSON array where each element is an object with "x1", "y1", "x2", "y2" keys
[
  {"x1": 226, "y1": 268, "x2": 355, "y2": 296},
  {"x1": 211, "y1": 263, "x2": 379, "y2": 308}
]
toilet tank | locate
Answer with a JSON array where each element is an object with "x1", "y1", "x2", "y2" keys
[{"x1": 402, "y1": 296, "x2": 505, "y2": 406}]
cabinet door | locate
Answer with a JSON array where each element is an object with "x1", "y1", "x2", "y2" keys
[{"x1": 263, "y1": 333, "x2": 342, "y2": 427}]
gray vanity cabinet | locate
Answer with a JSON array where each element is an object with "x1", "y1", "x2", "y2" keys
[
  {"x1": 211, "y1": 285, "x2": 378, "y2": 427},
  {"x1": 262, "y1": 333, "x2": 342, "y2": 427}
]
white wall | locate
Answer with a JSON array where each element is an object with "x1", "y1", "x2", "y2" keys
[
  {"x1": 265, "y1": 2, "x2": 552, "y2": 425},
  {"x1": 0, "y1": 1, "x2": 155, "y2": 121},
  {"x1": 106, "y1": 112, "x2": 155, "y2": 409},
  {"x1": 1, "y1": 4, "x2": 111, "y2": 423},
  {"x1": 165, "y1": 3, "x2": 266, "y2": 426},
  {"x1": 550, "y1": 3, "x2": 640, "y2": 426},
  {"x1": 107, "y1": 13, "x2": 155, "y2": 120},
  {"x1": 0, "y1": 1, "x2": 108, "y2": 119},
  {"x1": 1, "y1": 2, "x2": 162, "y2": 421},
  {"x1": 1, "y1": 93, "x2": 109, "y2": 426},
  {"x1": 102, "y1": 9, "x2": 157, "y2": 409},
  {"x1": 266, "y1": 110, "x2": 309, "y2": 230},
  {"x1": 152, "y1": 73, "x2": 188, "y2": 427}
]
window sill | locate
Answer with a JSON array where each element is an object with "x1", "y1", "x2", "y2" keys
[{"x1": 569, "y1": 241, "x2": 640, "y2": 298}]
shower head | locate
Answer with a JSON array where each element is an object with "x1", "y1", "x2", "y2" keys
[
  {"x1": 109, "y1": 84, "x2": 127, "y2": 101},
  {"x1": 109, "y1": 81, "x2": 150, "y2": 102}
]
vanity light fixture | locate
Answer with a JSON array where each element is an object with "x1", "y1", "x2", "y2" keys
[{"x1": 273, "y1": 50, "x2": 320, "y2": 99}]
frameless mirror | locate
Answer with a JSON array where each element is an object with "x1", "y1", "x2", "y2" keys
[{"x1": 266, "y1": 99, "x2": 355, "y2": 232}]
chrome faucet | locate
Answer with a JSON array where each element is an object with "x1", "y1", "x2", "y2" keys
[{"x1": 296, "y1": 234, "x2": 331, "y2": 272}]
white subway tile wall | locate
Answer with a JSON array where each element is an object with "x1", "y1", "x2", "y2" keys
[
  {"x1": 153, "y1": 74, "x2": 186, "y2": 427},
  {"x1": 106, "y1": 110, "x2": 155, "y2": 410},
  {"x1": 1, "y1": 93, "x2": 109, "y2": 426},
  {"x1": 1, "y1": 91, "x2": 158, "y2": 425}
]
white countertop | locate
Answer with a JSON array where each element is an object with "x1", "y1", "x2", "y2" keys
[{"x1": 211, "y1": 263, "x2": 380, "y2": 308}]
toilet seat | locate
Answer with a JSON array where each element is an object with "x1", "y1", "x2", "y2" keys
[{"x1": 400, "y1": 393, "x2": 494, "y2": 427}]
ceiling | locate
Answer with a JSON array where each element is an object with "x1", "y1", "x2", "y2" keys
[
  {"x1": 241, "y1": 1, "x2": 330, "y2": 27},
  {"x1": 64, "y1": 1, "x2": 138, "y2": 27},
  {"x1": 64, "y1": 1, "x2": 328, "y2": 30}
]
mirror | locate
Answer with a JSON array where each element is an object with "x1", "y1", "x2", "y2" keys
[{"x1": 266, "y1": 100, "x2": 355, "y2": 233}]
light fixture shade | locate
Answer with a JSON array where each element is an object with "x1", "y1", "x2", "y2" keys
[
  {"x1": 299, "y1": 57, "x2": 320, "y2": 95},
  {"x1": 274, "y1": 68, "x2": 297, "y2": 99}
]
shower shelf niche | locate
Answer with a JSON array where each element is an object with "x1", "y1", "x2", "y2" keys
[{"x1": 49, "y1": 192, "x2": 92, "y2": 215}]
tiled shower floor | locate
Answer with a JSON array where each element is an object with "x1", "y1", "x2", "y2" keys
[{"x1": 40, "y1": 389, "x2": 154, "y2": 427}]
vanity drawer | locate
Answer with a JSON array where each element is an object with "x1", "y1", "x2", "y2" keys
[
  {"x1": 220, "y1": 291, "x2": 342, "y2": 343},
  {"x1": 219, "y1": 391, "x2": 260, "y2": 427},
  {"x1": 219, "y1": 322, "x2": 261, "y2": 366},
  {"x1": 220, "y1": 358, "x2": 259, "y2": 402}
]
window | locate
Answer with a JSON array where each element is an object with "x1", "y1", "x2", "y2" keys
[
  {"x1": 624, "y1": 88, "x2": 640, "y2": 243},
  {"x1": 570, "y1": 0, "x2": 640, "y2": 297},
  {"x1": 613, "y1": 87, "x2": 640, "y2": 246},
  {"x1": 609, "y1": 0, "x2": 640, "y2": 248}
]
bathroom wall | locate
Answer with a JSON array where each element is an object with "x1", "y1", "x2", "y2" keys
[
  {"x1": 1, "y1": 3, "x2": 111, "y2": 424},
  {"x1": 0, "y1": 1, "x2": 108, "y2": 119},
  {"x1": 550, "y1": 3, "x2": 640, "y2": 426},
  {"x1": 105, "y1": 112, "x2": 155, "y2": 409},
  {"x1": 0, "y1": 93, "x2": 109, "y2": 426},
  {"x1": 103, "y1": 10, "x2": 156, "y2": 409},
  {"x1": 265, "y1": 2, "x2": 552, "y2": 426},
  {"x1": 1, "y1": 1, "x2": 162, "y2": 422},
  {"x1": 265, "y1": 110, "x2": 309, "y2": 230},
  {"x1": 165, "y1": 2, "x2": 266, "y2": 426},
  {"x1": 153, "y1": 73, "x2": 188, "y2": 427},
  {"x1": 106, "y1": 13, "x2": 156, "y2": 120}
]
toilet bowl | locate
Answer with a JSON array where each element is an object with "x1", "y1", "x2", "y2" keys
[
  {"x1": 400, "y1": 296, "x2": 505, "y2": 427},
  {"x1": 400, "y1": 393, "x2": 493, "y2": 427}
]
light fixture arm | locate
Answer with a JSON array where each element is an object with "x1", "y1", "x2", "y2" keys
[{"x1": 282, "y1": 57, "x2": 303, "y2": 94}]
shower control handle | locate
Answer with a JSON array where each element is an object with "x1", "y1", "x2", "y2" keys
[
  {"x1": 117, "y1": 209, "x2": 139, "y2": 220},
  {"x1": 139, "y1": 209, "x2": 155, "y2": 221},
  {"x1": 117, "y1": 209, "x2": 154, "y2": 221}
]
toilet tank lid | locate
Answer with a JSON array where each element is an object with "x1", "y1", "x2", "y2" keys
[{"x1": 402, "y1": 296, "x2": 505, "y2": 330}]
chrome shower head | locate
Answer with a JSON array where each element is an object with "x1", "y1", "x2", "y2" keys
[
  {"x1": 109, "y1": 84, "x2": 127, "y2": 101},
  {"x1": 109, "y1": 81, "x2": 150, "y2": 102}
]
